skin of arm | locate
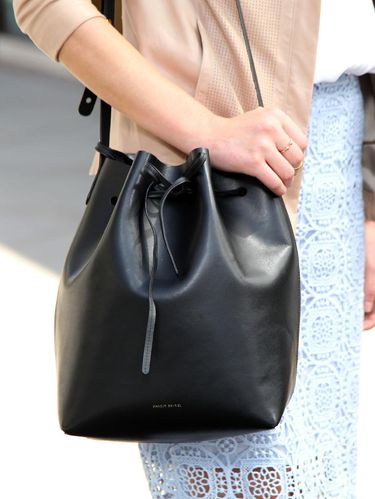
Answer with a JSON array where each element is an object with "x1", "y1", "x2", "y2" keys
[{"x1": 58, "y1": 16, "x2": 306, "y2": 197}]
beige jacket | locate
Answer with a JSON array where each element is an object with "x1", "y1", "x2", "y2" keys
[{"x1": 13, "y1": 0, "x2": 375, "y2": 231}]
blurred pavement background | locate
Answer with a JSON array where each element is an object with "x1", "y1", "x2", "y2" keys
[
  {"x1": 1, "y1": 11, "x2": 375, "y2": 499},
  {"x1": 0, "y1": 28, "x2": 150, "y2": 499}
]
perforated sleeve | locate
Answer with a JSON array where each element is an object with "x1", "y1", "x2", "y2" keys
[{"x1": 12, "y1": 0, "x2": 106, "y2": 62}]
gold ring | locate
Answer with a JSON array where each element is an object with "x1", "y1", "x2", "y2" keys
[
  {"x1": 279, "y1": 138, "x2": 293, "y2": 154},
  {"x1": 293, "y1": 161, "x2": 304, "y2": 174}
]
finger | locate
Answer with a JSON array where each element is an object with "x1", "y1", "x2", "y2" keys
[
  {"x1": 278, "y1": 139, "x2": 304, "y2": 169},
  {"x1": 271, "y1": 108, "x2": 308, "y2": 151},
  {"x1": 363, "y1": 279, "x2": 375, "y2": 330},
  {"x1": 273, "y1": 125, "x2": 305, "y2": 168},
  {"x1": 265, "y1": 146, "x2": 295, "y2": 188},
  {"x1": 365, "y1": 295, "x2": 375, "y2": 315},
  {"x1": 364, "y1": 269, "x2": 375, "y2": 315},
  {"x1": 363, "y1": 310, "x2": 375, "y2": 330},
  {"x1": 363, "y1": 221, "x2": 375, "y2": 330},
  {"x1": 364, "y1": 290, "x2": 375, "y2": 330},
  {"x1": 251, "y1": 161, "x2": 287, "y2": 197}
]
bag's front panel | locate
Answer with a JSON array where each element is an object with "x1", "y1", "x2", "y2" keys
[{"x1": 55, "y1": 149, "x2": 300, "y2": 442}]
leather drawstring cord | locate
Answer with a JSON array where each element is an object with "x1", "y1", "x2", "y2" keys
[
  {"x1": 141, "y1": 153, "x2": 205, "y2": 374},
  {"x1": 142, "y1": 153, "x2": 245, "y2": 375},
  {"x1": 93, "y1": 142, "x2": 245, "y2": 375}
]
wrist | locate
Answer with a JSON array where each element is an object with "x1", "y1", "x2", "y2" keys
[{"x1": 174, "y1": 110, "x2": 225, "y2": 155}]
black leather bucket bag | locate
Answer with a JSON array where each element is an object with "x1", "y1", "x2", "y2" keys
[{"x1": 54, "y1": 0, "x2": 300, "y2": 443}]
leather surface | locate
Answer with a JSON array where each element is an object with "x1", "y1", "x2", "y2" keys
[{"x1": 54, "y1": 147, "x2": 300, "y2": 442}]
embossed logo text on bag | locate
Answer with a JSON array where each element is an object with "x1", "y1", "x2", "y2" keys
[{"x1": 152, "y1": 403, "x2": 183, "y2": 409}]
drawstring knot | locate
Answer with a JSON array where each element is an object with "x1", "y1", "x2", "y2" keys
[
  {"x1": 142, "y1": 153, "x2": 245, "y2": 375},
  {"x1": 142, "y1": 154, "x2": 205, "y2": 374},
  {"x1": 94, "y1": 142, "x2": 246, "y2": 375}
]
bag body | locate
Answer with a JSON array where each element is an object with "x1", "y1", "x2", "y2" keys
[{"x1": 54, "y1": 146, "x2": 300, "y2": 443}]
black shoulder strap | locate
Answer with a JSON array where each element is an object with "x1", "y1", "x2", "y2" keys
[
  {"x1": 78, "y1": 0, "x2": 263, "y2": 158},
  {"x1": 78, "y1": 0, "x2": 115, "y2": 160}
]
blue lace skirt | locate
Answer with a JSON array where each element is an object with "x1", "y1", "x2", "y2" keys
[{"x1": 138, "y1": 73, "x2": 365, "y2": 498}]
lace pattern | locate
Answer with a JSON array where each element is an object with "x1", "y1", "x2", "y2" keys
[{"x1": 138, "y1": 73, "x2": 365, "y2": 498}]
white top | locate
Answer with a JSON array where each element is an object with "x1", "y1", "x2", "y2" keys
[{"x1": 314, "y1": 0, "x2": 375, "y2": 83}]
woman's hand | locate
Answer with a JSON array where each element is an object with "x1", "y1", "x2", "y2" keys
[
  {"x1": 364, "y1": 220, "x2": 375, "y2": 330},
  {"x1": 57, "y1": 18, "x2": 306, "y2": 197},
  {"x1": 204, "y1": 107, "x2": 307, "y2": 196}
]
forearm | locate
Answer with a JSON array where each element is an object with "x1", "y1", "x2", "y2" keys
[
  {"x1": 58, "y1": 16, "x2": 215, "y2": 154},
  {"x1": 57, "y1": 16, "x2": 306, "y2": 198}
]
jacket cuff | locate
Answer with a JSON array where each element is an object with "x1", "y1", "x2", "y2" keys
[{"x1": 13, "y1": 0, "x2": 106, "y2": 62}]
